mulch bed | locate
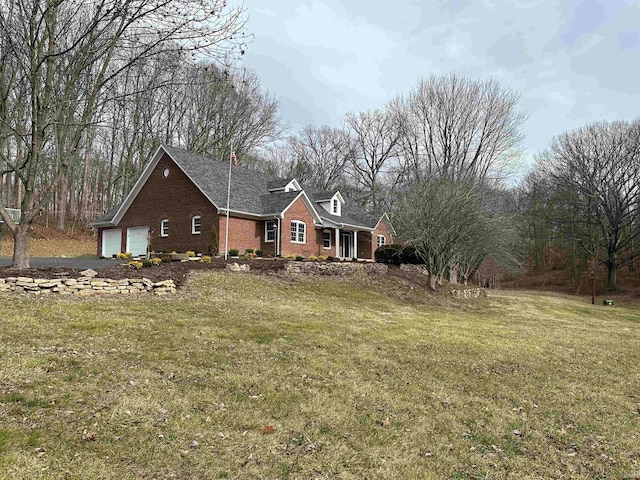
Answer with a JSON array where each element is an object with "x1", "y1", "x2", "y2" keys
[{"x1": 0, "y1": 258, "x2": 287, "y2": 288}]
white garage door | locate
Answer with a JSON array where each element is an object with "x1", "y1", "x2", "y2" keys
[
  {"x1": 102, "y1": 229, "x2": 122, "y2": 258},
  {"x1": 126, "y1": 226, "x2": 149, "y2": 257}
]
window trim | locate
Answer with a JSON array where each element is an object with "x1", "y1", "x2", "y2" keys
[
  {"x1": 290, "y1": 220, "x2": 306, "y2": 244},
  {"x1": 322, "y1": 230, "x2": 331, "y2": 250},
  {"x1": 160, "y1": 219, "x2": 169, "y2": 237},
  {"x1": 265, "y1": 220, "x2": 276, "y2": 243},
  {"x1": 191, "y1": 215, "x2": 201, "y2": 235},
  {"x1": 377, "y1": 234, "x2": 386, "y2": 247}
]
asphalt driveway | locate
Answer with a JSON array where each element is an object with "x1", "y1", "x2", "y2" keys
[{"x1": 0, "y1": 257, "x2": 120, "y2": 270}]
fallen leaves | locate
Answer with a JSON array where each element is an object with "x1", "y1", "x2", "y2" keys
[{"x1": 261, "y1": 424, "x2": 275, "y2": 435}]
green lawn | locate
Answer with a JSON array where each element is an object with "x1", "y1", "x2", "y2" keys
[{"x1": 1, "y1": 272, "x2": 639, "y2": 479}]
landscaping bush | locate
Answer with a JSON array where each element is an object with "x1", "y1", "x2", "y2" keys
[
  {"x1": 244, "y1": 252, "x2": 257, "y2": 259},
  {"x1": 255, "y1": 249, "x2": 264, "y2": 257},
  {"x1": 142, "y1": 259, "x2": 154, "y2": 268},
  {"x1": 375, "y1": 244, "x2": 424, "y2": 265},
  {"x1": 327, "y1": 256, "x2": 335, "y2": 262},
  {"x1": 117, "y1": 252, "x2": 133, "y2": 260},
  {"x1": 228, "y1": 248, "x2": 239, "y2": 257},
  {"x1": 128, "y1": 261, "x2": 143, "y2": 270},
  {"x1": 309, "y1": 255, "x2": 318, "y2": 261},
  {"x1": 318, "y1": 255, "x2": 328, "y2": 261},
  {"x1": 295, "y1": 255, "x2": 304, "y2": 261},
  {"x1": 245, "y1": 248, "x2": 254, "y2": 254},
  {"x1": 151, "y1": 257, "x2": 162, "y2": 266},
  {"x1": 200, "y1": 255, "x2": 212, "y2": 263},
  {"x1": 161, "y1": 257, "x2": 171, "y2": 263},
  {"x1": 285, "y1": 254, "x2": 296, "y2": 260},
  {"x1": 186, "y1": 250, "x2": 196, "y2": 257}
]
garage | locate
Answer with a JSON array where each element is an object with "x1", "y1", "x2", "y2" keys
[
  {"x1": 126, "y1": 226, "x2": 149, "y2": 257},
  {"x1": 101, "y1": 229, "x2": 122, "y2": 258}
]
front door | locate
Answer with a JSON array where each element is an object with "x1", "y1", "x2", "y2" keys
[{"x1": 341, "y1": 232, "x2": 351, "y2": 258}]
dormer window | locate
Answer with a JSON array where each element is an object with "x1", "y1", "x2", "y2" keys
[{"x1": 332, "y1": 199, "x2": 338, "y2": 214}]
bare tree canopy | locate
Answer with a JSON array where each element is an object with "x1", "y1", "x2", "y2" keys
[
  {"x1": 286, "y1": 125, "x2": 353, "y2": 191},
  {"x1": 0, "y1": 0, "x2": 248, "y2": 268},
  {"x1": 181, "y1": 66, "x2": 282, "y2": 161},
  {"x1": 392, "y1": 179, "x2": 522, "y2": 289},
  {"x1": 536, "y1": 119, "x2": 640, "y2": 287},
  {"x1": 346, "y1": 108, "x2": 400, "y2": 212},
  {"x1": 393, "y1": 73, "x2": 526, "y2": 186}
]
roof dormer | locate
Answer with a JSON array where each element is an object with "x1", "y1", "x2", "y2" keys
[
  {"x1": 268, "y1": 178, "x2": 301, "y2": 193},
  {"x1": 318, "y1": 191, "x2": 345, "y2": 216}
]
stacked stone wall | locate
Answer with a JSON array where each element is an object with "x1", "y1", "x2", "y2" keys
[{"x1": 0, "y1": 277, "x2": 176, "y2": 296}]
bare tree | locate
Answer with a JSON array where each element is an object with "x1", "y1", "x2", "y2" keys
[
  {"x1": 346, "y1": 108, "x2": 400, "y2": 212},
  {"x1": 393, "y1": 74, "x2": 526, "y2": 186},
  {"x1": 393, "y1": 179, "x2": 522, "y2": 289},
  {"x1": 0, "y1": 0, "x2": 248, "y2": 268},
  {"x1": 538, "y1": 119, "x2": 640, "y2": 287},
  {"x1": 181, "y1": 65, "x2": 282, "y2": 162},
  {"x1": 286, "y1": 125, "x2": 353, "y2": 191}
]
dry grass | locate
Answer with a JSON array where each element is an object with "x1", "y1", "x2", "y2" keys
[
  {"x1": 0, "y1": 224, "x2": 95, "y2": 257},
  {"x1": 0, "y1": 272, "x2": 639, "y2": 479}
]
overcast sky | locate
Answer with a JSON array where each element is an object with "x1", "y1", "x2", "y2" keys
[{"x1": 233, "y1": 0, "x2": 640, "y2": 176}]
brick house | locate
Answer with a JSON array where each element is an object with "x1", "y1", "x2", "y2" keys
[{"x1": 91, "y1": 145, "x2": 394, "y2": 259}]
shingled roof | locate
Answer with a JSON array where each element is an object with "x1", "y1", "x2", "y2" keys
[{"x1": 92, "y1": 145, "x2": 381, "y2": 230}]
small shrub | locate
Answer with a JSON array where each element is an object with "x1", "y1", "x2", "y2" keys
[
  {"x1": 375, "y1": 244, "x2": 424, "y2": 265},
  {"x1": 200, "y1": 255, "x2": 212, "y2": 263},
  {"x1": 116, "y1": 252, "x2": 133, "y2": 260},
  {"x1": 318, "y1": 255, "x2": 328, "y2": 261},
  {"x1": 245, "y1": 248, "x2": 254, "y2": 254},
  {"x1": 151, "y1": 257, "x2": 162, "y2": 266},
  {"x1": 171, "y1": 250, "x2": 177, "y2": 255},
  {"x1": 244, "y1": 252, "x2": 257, "y2": 259},
  {"x1": 228, "y1": 248, "x2": 239, "y2": 257},
  {"x1": 161, "y1": 257, "x2": 171, "y2": 263},
  {"x1": 309, "y1": 255, "x2": 318, "y2": 261},
  {"x1": 284, "y1": 253, "x2": 296, "y2": 260},
  {"x1": 255, "y1": 249, "x2": 264, "y2": 257},
  {"x1": 186, "y1": 250, "x2": 196, "y2": 257},
  {"x1": 327, "y1": 256, "x2": 335, "y2": 262},
  {"x1": 295, "y1": 255, "x2": 304, "y2": 261},
  {"x1": 142, "y1": 259, "x2": 153, "y2": 268},
  {"x1": 128, "y1": 261, "x2": 143, "y2": 270},
  {"x1": 351, "y1": 257, "x2": 358, "y2": 262}
]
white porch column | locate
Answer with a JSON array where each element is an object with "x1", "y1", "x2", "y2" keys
[
  {"x1": 353, "y1": 230, "x2": 358, "y2": 259},
  {"x1": 335, "y1": 228, "x2": 340, "y2": 258}
]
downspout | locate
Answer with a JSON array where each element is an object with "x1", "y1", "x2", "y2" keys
[{"x1": 276, "y1": 216, "x2": 281, "y2": 257}]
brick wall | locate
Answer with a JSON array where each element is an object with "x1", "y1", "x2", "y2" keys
[
  {"x1": 218, "y1": 215, "x2": 263, "y2": 254},
  {"x1": 281, "y1": 196, "x2": 317, "y2": 257},
  {"x1": 371, "y1": 217, "x2": 394, "y2": 259},
  {"x1": 98, "y1": 154, "x2": 217, "y2": 256}
]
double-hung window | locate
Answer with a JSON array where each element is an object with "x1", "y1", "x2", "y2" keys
[
  {"x1": 192, "y1": 216, "x2": 201, "y2": 234},
  {"x1": 323, "y1": 230, "x2": 331, "y2": 249},
  {"x1": 161, "y1": 219, "x2": 169, "y2": 237},
  {"x1": 291, "y1": 221, "x2": 306, "y2": 244},
  {"x1": 377, "y1": 234, "x2": 386, "y2": 247},
  {"x1": 265, "y1": 220, "x2": 276, "y2": 242}
]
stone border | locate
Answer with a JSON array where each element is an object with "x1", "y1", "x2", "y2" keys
[
  {"x1": 0, "y1": 277, "x2": 176, "y2": 296},
  {"x1": 284, "y1": 261, "x2": 388, "y2": 275}
]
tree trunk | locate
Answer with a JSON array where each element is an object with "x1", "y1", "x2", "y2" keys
[
  {"x1": 607, "y1": 262, "x2": 617, "y2": 288},
  {"x1": 428, "y1": 274, "x2": 438, "y2": 290},
  {"x1": 449, "y1": 263, "x2": 459, "y2": 284},
  {"x1": 11, "y1": 224, "x2": 30, "y2": 269}
]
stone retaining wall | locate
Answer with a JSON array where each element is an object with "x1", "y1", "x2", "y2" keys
[
  {"x1": 450, "y1": 288, "x2": 486, "y2": 299},
  {"x1": 0, "y1": 277, "x2": 176, "y2": 296},
  {"x1": 284, "y1": 261, "x2": 388, "y2": 275}
]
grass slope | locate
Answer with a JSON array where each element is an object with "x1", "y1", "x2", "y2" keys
[{"x1": 0, "y1": 272, "x2": 639, "y2": 479}]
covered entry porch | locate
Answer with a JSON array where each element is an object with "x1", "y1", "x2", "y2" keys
[{"x1": 323, "y1": 226, "x2": 374, "y2": 260}]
